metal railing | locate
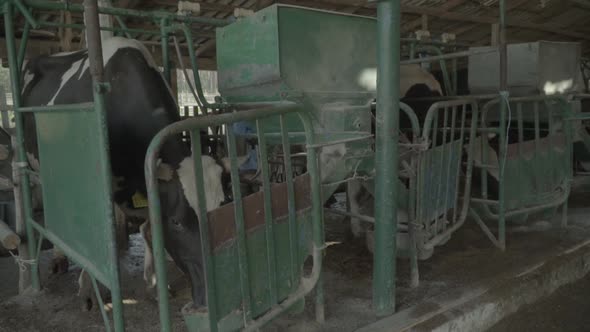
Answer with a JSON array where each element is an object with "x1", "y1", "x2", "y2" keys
[
  {"x1": 469, "y1": 95, "x2": 573, "y2": 249},
  {"x1": 145, "y1": 103, "x2": 325, "y2": 332}
]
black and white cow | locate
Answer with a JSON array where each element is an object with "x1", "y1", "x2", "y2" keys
[
  {"x1": 21, "y1": 37, "x2": 234, "y2": 310},
  {"x1": 348, "y1": 64, "x2": 443, "y2": 238}
]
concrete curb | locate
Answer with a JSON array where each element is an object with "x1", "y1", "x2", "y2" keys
[{"x1": 356, "y1": 239, "x2": 590, "y2": 332}]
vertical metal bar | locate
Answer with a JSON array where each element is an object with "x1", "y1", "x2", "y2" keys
[
  {"x1": 534, "y1": 102, "x2": 541, "y2": 201},
  {"x1": 481, "y1": 115, "x2": 489, "y2": 200},
  {"x1": 498, "y1": 101, "x2": 507, "y2": 250},
  {"x1": 452, "y1": 104, "x2": 467, "y2": 224},
  {"x1": 408, "y1": 143, "x2": 419, "y2": 289},
  {"x1": 280, "y1": 115, "x2": 298, "y2": 290},
  {"x1": 548, "y1": 104, "x2": 556, "y2": 187},
  {"x1": 452, "y1": 58, "x2": 458, "y2": 95},
  {"x1": 256, "y1": 119, "x2": 278, "y2": 306},
  {"x1": 297, "y1": 112, "x2": 325, "y2": 324},
  {"x1": 498, "y1": 0, "x2": 508, "y2": 250},
  {"x1": 436, "y1": 108, "x2": 449, "y2": 233},
  {"x1": 160, "y1": 18, "x2": 171, "y2": 84},
  {"x1": 189, "y1": 131, "x2": 219, "y2": 332},
  {"x1": 4, "y1": 1, "x2": 40, "y2": 291},
  {"x1": 442, "y1": 106, "x2": 457, "y2": 229},
  {"x1": 373, "y1": 0, "x2": 400, "y2": 316},
  {"x1": 17, "y1": 20, "x2": 30, "y2": 72},
  {"x1": 226, "y1": 127, "x2": 253, "y2": 322},
  {"x1": 562, "y1": 100, "x2": 572, "y2": 227},
  {"x1": 91, "y1": 276, "x2": 113, "y2": 332},
  {"x1": 83, "y1": 0, "x2": 124, "y2": 330},
  {"x1": 517, "y1": 103, "x2": 523, "y2": 208}
]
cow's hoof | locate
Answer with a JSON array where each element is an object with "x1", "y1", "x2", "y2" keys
[{"x1": 51, "y1": 256, "x2": 69, "y2": 274}]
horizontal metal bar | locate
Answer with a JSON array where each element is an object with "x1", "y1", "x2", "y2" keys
[
  {"x1": 23, "y1": 0, "x2": 232, "y2": 26},
  {"x1": 324, "y1": 208, "x2": 409, "y2": 231},
  {"x1": 38, "y1": 20, "x2": 164, "y2": 36},
  {"x1": 401, "y1": 37, "x2": 471, "y2": 48},
  {"x1": 18, "y1": 102, "x2": 95, "y2": 113},
  {"x1": 156, "y1": 102, "x2": 300, "y2": 136},
  {"x1": 307, "y1": 135, "x2": 374, "y2": 149},
  {"x1": 29, "y1": 218, "x2": 111, "y2": 287},
  {"x1": 400, "y1": 48, "x2": 496, "y2": 65}
]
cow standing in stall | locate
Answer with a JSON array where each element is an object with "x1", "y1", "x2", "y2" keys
[
  {"x1": 347, "y1": 64, "x2": 443, "y2": 238},
  {"x1": 20, "y1": 37, "x2": 240, "y2": 310}
]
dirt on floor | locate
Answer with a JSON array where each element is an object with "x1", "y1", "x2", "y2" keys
[{"x1": 2, "y1": 190, "x2": 590, "y2": 331}]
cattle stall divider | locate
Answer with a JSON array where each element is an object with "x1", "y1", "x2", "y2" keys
[
  {"x1": 145, "y1": 103, "x2": 324, "y2": 332},
  {"x1": 3, "y1": 0, "x2": 126, "y2": 331},
  {"x1": 469, "y1": 95, "x2": 574, "y2": 250},
  {"x1": 410, "y1": 99, "x2": 479, "y2": 286}
]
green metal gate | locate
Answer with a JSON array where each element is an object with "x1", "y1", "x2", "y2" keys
[
  {"x1": 3, "y1": 0, "x2": 125, "y2": 330},
  {"x1": 145, "y1": 104, "x2": 325, "y2": 332},
  {"x1": 469, "y1": 95, "x2": 573, "y2": 249}
]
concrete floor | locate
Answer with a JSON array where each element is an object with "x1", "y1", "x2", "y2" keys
[
  {"x1": 488, "y1": 274, "x2": 590, "y2": 332},
  {"x1": 2, "y1": 189, "x2": 590, "y2": 331}
]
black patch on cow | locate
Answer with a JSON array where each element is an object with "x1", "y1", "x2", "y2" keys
[{"x1": 22, "y1": 47, "x2": 190, "y2": 205}]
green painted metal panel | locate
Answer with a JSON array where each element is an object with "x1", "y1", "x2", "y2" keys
[
  {"x1": 210, "y1": 213, "x2": 312, "y2": 321},
  {"x1": 217, "y1": 4, "x2": 375, "y2": 139},
  {"x1": 35, "y1": 109, "x2": 116, "y2": 286},
  {"x1": 417, "y1": 140, "x2": 462, "y2": 222},
  {"x1": 502, "y1": 137, "x2": 569, "y2": 211},
  {"x1": 217, "y1": 5, "x2": 377, "y2": 101}
]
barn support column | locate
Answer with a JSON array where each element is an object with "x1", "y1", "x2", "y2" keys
[
  {"x1": 372, "y1": 0, "x2": 401, "y2": 317},
  {"x1": 84, "y1": 0, "x2": 125, "y2": 330},
  {"x1": 498, "y1": 0, "x2": 507, "y2": 250}
]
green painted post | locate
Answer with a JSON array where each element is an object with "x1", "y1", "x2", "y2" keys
[
  {"x1": 256, "y1": 120, "x2": 279, "y2": 306},
  {"x1": 4, "y1": 1, "x2": 40, "y2": 292},
  {"x1": 160, "y1": 18, "x2": 171, "y2": 85},
  {"x1": 498, "y1": 0, "x2": 507, "y2": 250},
  {"x1": 373, "y1": 0, "x2": 400, "y2": 317},
  {"x1": 83, "y1": 0, "x2": 125, "y2": 329},
  {"x1": 17, "y1": 20, "x2": 30, "y2": 71}
]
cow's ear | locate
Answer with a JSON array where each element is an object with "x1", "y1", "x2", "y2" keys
[
  {"x1": 220, "y1": 155, "x2": 249, "y2": 173},
  {"x1": 156, "y1": 162, "x2": 174, "y2": 181}
]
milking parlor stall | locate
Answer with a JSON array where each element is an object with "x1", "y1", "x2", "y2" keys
[{"x1": 1, "y1": 0, "x2": 590, "y2": 331}]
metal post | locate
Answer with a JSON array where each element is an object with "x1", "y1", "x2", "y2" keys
[
  {"x1": 373, "y1": 0, "x2": 400, "y2": 317},
  {"x1": 498, "y1": 0, "x2": 507, "y2": 250},
  {"x1": 4, "y1": 1, "x2": 40, "y2": 292},
  {"x1": 160, "y1": 18, "x2": 171, "y2": 84},
  {"x1": 84, "y1": 0, "x2": 124, "y2": 330}
]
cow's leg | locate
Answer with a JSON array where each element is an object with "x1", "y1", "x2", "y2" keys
[
  {"x1": 140, "y1": 220, "x2": 156, "y2": 289},
  {"x1": 78, "y1": 269, "x2": 96, "y2": 311},
  {"x1": 186, "y1": 262, "x2": 206, "y2": 310},
  {"x1": 114, "y1": 204, "x2": 128, "y2": 251},
  {"x1": 51, "y1": 248, "x2": 69, "y2": 274},
  {"x1": 347, "y1": 180, "x2": 364, "y2": 238}
]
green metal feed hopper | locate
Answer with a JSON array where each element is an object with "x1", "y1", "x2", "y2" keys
[{"x1": 217, "y1": 4, "x2": 379, "y2": 191}]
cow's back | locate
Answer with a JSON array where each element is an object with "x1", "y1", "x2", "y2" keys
[{"x1": 21, "y1": 37, "x2": 188, "y2": 204}]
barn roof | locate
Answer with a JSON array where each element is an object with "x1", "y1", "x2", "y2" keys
[{"x1": 2, "y1": 0, "x2": 590, "y2": 70}]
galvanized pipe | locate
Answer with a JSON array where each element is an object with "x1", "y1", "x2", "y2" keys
[
  {"x1": 373, "y1": 0, "x2": 400, "y2": 317},
  {"x1": 23, "y1": 0, "x2": 233, "y2": 26},
  {"x1": 145, "y1": 103, "x2": 299, "y2": 331},
  {"x1": 4, "y1": 1, "x2": 40, "y2": 291},
  {"x1": 84, "y1": 0, "x2": 124, "y2": 330},
  {"x1": 17, "y1": 20, "x2": 30, "y2": 71},
  {"x1": 400, "y1": 48, "x2": 496, "y2": 65},
  {"x1": 498, "y1": 0, "x2": 508, "y2": 250}
]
